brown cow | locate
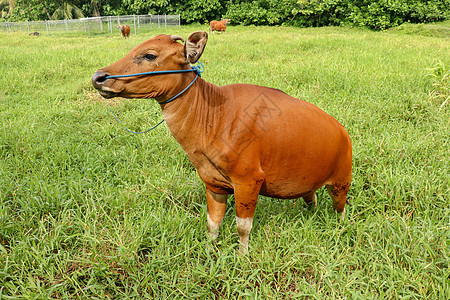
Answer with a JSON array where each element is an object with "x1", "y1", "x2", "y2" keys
[
  {"x1": 92, "y1": 31, "x2": 352, "y2": 254},
  {"x1": 210, "y1": 19, "x2": 230, "y2": 33},
  {"x1": 117, "y1": 25, "x2": 130, "y2": 38}
]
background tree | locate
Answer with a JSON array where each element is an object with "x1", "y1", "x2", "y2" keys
[
  {"x1": 0, "y1": 0, "x2": 15, "y2": 18},
  {"x1": 52, "y1": 1, "x2": 84, "y2": 19},
  {"x1": 5, "y1": 0, "x2": 57, "y2": 20},
  {"x1": 91, "y1": 0, "x2": 99, "y2": 17},
  {"x1": 40, "y1": 0, "x2": 52, "y2": 19}
]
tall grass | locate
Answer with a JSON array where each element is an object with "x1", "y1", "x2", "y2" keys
[{"x1": 0, "y1": 23, "x2": 448, "y2": 298}]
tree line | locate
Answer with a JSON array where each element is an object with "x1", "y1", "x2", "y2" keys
[{"x1": 1, "y1": 0, "x2": 449, "y2": 30}]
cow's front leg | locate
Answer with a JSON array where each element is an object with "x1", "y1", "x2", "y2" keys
[
  {"x1": 233, "y1": 178, "x2": 264, "y2": 255},
  {"x1": 206, "y1": 189, "x2": 228, "y2": 243}
]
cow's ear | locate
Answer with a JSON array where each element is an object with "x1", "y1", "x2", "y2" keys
[{"x1": 184, "y1": 31, "x2": 208, "y2": 63}]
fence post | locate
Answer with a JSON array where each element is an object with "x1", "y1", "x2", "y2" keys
[
  {"x1": 65, "y1": 19, "x2": 68, "y2": 32},
  {"x1": 46, "y1": 21, "x2": 49, "y2": 36},
  {"x1": 26, "y1": 20, "x2": 30, "y2": 34},
  {"x1": 179, "y1": 14, "x2": 181, "y2": 28},
  {"x1": 165, "y1": 14, "x2": 167, "y2": 29},
  {"x1": 109, "y1": 16, "x2": 112, "y2": 34},
  {"x1": 133, "y1": 15, "x2": 137, "y2": 35}
]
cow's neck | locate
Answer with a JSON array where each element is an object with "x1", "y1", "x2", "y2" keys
[{"x1": 160, "y1": 75, "x2": 228, "y2": 148}]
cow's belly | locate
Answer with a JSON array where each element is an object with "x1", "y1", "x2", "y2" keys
[
  {"x1": 259, "y1": 157, "x2": 335, "y2": 199},
  {"x1": 259, "y1": 173, "x2": 328, "y2": 199}
]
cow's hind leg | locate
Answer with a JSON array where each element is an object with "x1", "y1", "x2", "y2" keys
[
  {"x1": 206, "y1": 189, "x2": 228, "y2": 243},
  {"x1": 302, "y1": 190, "x2": 317, "y2": 208},
  {"x1": 326, "y1": 182, "x2": 350, "y2": 221}
]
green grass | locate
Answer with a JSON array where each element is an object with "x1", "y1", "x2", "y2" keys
[
  {"x1": 389, "y1": 20, "x2": 450, "y2": 38},
  {"x1": 0, "y1": 23, "x2": 449, "y2": 298}
]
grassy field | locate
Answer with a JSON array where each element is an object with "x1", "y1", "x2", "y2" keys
[{"x1": 0, "y1": 22, "x2": 449, "y2": 298}]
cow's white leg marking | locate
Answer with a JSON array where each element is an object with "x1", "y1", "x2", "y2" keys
[
  {"x1": 206, "y1": 190, "x2": 227, "y2": 244},
  {"x1": 236, "y1": 216, "x2": 253, "y2": 255},
  {"x1": 207, "y1": 212, "x2": 221, "y2": 241},
  {"x1": 340, "y1": 207, "x2": 346, "y2": 221}
]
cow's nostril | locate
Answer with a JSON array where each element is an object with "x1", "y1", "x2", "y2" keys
[
  {"x1": 97, "y1": 75, "x2": 107, "y2": 83},
  {"x1": 92, "y1": 71, "x2": 109, "y2": 88}
]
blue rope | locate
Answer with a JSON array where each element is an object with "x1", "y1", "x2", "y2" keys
[
  {"x1": 105, "y1": 68, "x2": 195, "y2": 79},
  {"x1": 104, "y1": 100, "x2": 166, "y2": 134},
  {"x1": 105, "y1": 62, "x2": 204, "y2": 79},
  {"x1": 159, "y1": 74, "x2": 198, "y2": 105},
  {"x1": 103, "y1": 62, "x2": 204, "y2": 134}
]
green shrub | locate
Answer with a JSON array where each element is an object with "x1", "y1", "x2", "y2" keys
[
  {"x1": 346, "y1": 0, "x2": 450, "y2": 30},
  {"x1": 225, "y1": 0, "x2": 449, "y2": 29}
]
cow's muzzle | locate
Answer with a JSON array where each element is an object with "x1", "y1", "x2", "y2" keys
[{"x1": 92, "y1": 71, "x2": 118, "y2": 98}]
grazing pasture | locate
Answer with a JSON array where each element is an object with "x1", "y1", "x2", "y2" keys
[{"x1": 0, "y1": 23, "x2": 449, "y2": 298}]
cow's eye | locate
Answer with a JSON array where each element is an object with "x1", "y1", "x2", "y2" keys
[{"x1": 143, "y1": 54, "x2": 157, "y2": 61}]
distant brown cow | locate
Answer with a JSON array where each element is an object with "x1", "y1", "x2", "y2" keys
[
  {"x1": 117, "y1": 25, "x2": 130, "y2": 38},
  {"x1": 210, "y1": 19, "x2": 230, "y2": 33},
  {"x1": 92, "y1": 31, "x2": 352, "y2": 254}
]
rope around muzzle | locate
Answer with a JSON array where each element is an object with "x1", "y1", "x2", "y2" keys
[{"x1": 103, "y1": 62, "x2": 204, "y2": 134}]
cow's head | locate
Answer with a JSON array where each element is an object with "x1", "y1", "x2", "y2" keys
[{"x1": 92, "y1": 31, "x2": 208, "y2": 101}]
